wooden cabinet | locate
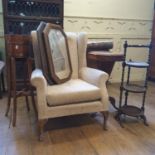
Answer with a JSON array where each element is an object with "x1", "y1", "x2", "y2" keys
[
  {"x1": 2, "y1": 0, "x2": 64, "y2": 92},
  {"x1": 2, "y1": 0, "x2": 64, "y2": 80},
  {"x1": 2, "y1": 1, "x2": 64, "y2": 125},
  {"x1": 2, "y1": 0, "x2": 64, "y2": 34}
]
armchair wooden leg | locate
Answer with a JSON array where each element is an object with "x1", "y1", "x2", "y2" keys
[
  {"x1": 38, "y1": 119, "x2": 47, "y2": 141},
  {"x1": 101, "y1": 111, "x2": 109, "y2": 130}
]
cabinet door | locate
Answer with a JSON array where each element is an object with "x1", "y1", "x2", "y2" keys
[{"x1": 2, "y1": 0, "x2": 64, "y2": 34}]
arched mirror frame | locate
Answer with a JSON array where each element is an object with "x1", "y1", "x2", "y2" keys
[{"x1": 43, "y1": 23, "x2": 72, "y2": 84}]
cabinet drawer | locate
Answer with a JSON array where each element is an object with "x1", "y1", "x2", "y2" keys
[
  {"x1": 5, "y1": 35, "x2": 31, "y2": 58},
  {"x1": 7, "y1": 44, "x2": 30, "y2": 57}
]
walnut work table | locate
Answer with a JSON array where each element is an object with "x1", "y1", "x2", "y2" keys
[{"x1": 87, "y1": 51, "x2": 124, "y2": 75}]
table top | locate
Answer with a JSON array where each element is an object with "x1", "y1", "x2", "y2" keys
[
  {"x1": 125, "y1": 61, "x2": 149, "y2": 68},
  {"x1": 87, "y1": 51, "x2": 125, "y2": 62}
]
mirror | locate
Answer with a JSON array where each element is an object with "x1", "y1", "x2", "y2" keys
[{"x1": 43, "y1": 23, "x2": 72, "y2": 83}]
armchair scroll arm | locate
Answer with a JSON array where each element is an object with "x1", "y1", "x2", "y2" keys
[
  {"x1": 31, "y1": 69, "x2": 47, "y2": 87},
  {"x1": 31, "y1": 69, "x2": 47, "y2": 119},
  {"x1": 79, "y1": 67, "x2": 109, "y2": 110},
  {"x1": 79, "y1": 67, "x2": 109, "y2": 87}
]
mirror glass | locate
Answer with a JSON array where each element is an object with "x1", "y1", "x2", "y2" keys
[
  {"x1": 43, "y1": 23, "x2": 72, "y2": 83},
  {"x1": 48, "y1": 29, "x2": 70, "y2": 80}
]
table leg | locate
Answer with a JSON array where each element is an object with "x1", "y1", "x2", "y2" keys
[
  {"x1": 1, "y1": 72, "x2": 5, "y2": 92},
  {"x1": 0, "y1": 75, "x2": 2, "y2": 99}
]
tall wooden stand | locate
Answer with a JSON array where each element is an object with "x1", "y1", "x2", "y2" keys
[
  {"x1": 112, "y1": 41, "x2": 152, "y2": 127},
  {"x1": 5, "y1": 56, "x2": 37, "y2": 126},
  {"x1": 5, "y1": 35, "x2": 37, "y2": 126}
]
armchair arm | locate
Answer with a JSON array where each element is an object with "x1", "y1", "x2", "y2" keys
[
  {"x1": 79, "y1": 67, "x2": 109, "y2": 87},
  {"x1": 31, "y1": 69, "x2": 47, "y2": 88},
  {"x1": 79, "y1": 67, "x2": 109, "y2": 110},
  {"x1": 31, "y1": 69, "x2": 47, "y2": 119}
]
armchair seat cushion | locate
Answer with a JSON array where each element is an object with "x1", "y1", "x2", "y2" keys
[{"x1": 47, "y1": 79, "x2": 101, "y2": 106}]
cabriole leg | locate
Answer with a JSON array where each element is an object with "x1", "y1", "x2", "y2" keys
[
  {"x1": 102, "y1": 111, "x2": 109, "y2": 130},
  {"x1": 38, "y1": 119, "x2": 47, "y2": 141}
]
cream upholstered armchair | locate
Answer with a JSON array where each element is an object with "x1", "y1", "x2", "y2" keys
[{"x1": 31, "y1": 23, "x2": 109, "y2": 140}]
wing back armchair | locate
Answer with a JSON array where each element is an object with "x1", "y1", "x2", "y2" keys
[{"x1": 31, "y1": 23, "x2": 109, "y2": 140}]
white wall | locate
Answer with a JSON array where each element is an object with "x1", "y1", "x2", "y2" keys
[
  {"x1": 64, "y1": 0, "x2": 154, "y2": 82},
  {"x1": 64, "y1": 0, "x2": 154, "y2": 20}
]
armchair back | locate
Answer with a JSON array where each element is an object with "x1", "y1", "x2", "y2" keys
[
  {"x1": 43, "y1": 23, "x2": 72, "y2": 84},
  {"x1": 31, "y1": 22, "x2": 88, "y2": 84}
]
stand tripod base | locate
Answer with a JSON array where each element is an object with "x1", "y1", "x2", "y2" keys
[{"x1": 110, "y1": 97, "x2": 149, "y2": 127}]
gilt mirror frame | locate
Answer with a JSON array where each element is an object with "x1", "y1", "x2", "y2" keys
[{"x1": 43, "y1": 23, "x2": 72, "y2": 84}]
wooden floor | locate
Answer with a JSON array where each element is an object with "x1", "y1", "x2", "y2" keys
[{"x1": 0, "y1": 82, "x2": 155, "y2": 155}]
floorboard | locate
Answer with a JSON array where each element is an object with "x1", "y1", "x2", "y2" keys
[{"x1": 0, "y1": 82, "x2": 155, "y2": 155}]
